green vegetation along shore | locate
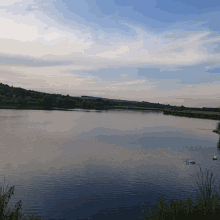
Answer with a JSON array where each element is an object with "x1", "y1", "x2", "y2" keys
[
  {"x1": 0, "y1": 83, "x2": 219, "y2": 121},
  {"x1": 163, "y1": 109, "x2": 220, "y2": 120},
  {"x1": 140, "y1": 167, "x2": 220, "y2": 220}
]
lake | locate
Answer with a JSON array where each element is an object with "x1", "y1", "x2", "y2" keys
[{"x1": 0, "y1": 109, "x2": 219, "y2": 220}]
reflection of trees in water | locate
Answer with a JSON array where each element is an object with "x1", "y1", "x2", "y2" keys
[
  {"x1": 216, "y1": 122, "x2": 220, "y2": 132},
  {"x1": 213, "y1": 122, "x2": 220, "y2": 133}
]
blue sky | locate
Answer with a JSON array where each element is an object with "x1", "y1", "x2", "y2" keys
[{"x1": 0, "y1": 0, "x2": 220, "y2": 107}]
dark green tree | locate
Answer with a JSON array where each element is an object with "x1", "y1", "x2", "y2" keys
[
  {"x1": 58, "y1": 98, "x2": 76, "y2": 109},
  {"x1": 180, "y1": 105, "x2": 186, "y2": 110},
  {"x1": 37, "y1": 98, "x2": 44, "y2": 107},
  {"x1": 87, "y1": 101, "x2": 93, "y2": 109},
  {"x1": 18, "y1": 96, "x2": 27, "y2": 106},
  {"x1": 68, "y1": 99, "x2": 76, "y2": 108},
  {"x1": 57, "y1": 99, "x2": 63, "y2": 108},
  {"x1": 82, "y1": 101, "x2": 87, "y2": 109},
  {"x1": 12, "y1": 88, "x2": 26, "y2": 98},
  {"x1": 42, "y1": 95, "x2": 53, "y2": 110},
  {"x1": 94, "y1": 101, "x2": 104, "y2": 110},
  {"x1": 96, "y1": 98, "x2": 103, "y2": 103},
  {"x1": 63, "y1": 99, "x2": 70, "y2": 108}
]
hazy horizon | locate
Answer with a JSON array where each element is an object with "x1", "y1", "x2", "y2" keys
[{"x1": 0, "y1": 0, "x2": 220, "y2": 107}]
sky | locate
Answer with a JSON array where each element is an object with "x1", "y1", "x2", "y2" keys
[{"x1": 0, "y1": 0, "x2": 220, "y2": 107}]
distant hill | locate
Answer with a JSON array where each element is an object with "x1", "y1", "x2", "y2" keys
[{"x1": 0, "y1": 82, "x2": 219, "y2": 112}]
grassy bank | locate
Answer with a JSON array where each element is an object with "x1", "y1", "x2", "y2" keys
[
  {"x1": 2, "y1": 167, "x2": 220, "y2": 220},
  {"x1": 163, "y1": 109, "x2": 220, "y2": 120},
  {"x1": 107, "y1": 106, "x2": 162, "y2": 111}
]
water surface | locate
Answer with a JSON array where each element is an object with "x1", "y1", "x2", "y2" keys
[{"x1": 0, "y1": 109, "x2": 219, "y2": 220}]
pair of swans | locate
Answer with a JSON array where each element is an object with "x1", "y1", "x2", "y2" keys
[{"x1": 185, "y1": 156, "x2": 217, "y2": 165}]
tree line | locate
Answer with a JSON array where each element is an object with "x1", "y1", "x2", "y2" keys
[{"x1": 0, "y1": 83, "x2": 219, "y2": 112}]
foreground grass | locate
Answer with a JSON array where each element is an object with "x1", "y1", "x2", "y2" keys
[
  {"x1": 140, "y1": 167, "x2": 220, "y2": 220},
  {"x1": 2, "y1": 166, "x2": 220, "y2": 220},
  {"x1": 0, "y1": 184, "x2": 44, "y2": 220}
]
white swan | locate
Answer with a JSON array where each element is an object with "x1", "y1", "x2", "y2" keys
[{"x1": 213, "y1": 156, "x2": 217, "y2": 160}]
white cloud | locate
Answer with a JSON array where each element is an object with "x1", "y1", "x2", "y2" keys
[
  {"x1": 0, "y1": 1, "x2": 217, "y2": 66},
  {"x1": 0, "y1": 0, "x2": 23, "y2": 6},
  {"x1": 0, "y1": 0, "x2": 220, "y2": 107},
  {"x1": 0, "y1": 16, "x2": 40, "y2": 41},
  {"x1": 94, "y1": 46, "x2": 130, "y2": 58},
  {"x1": 0, "y1": 1, "x2": 93, "y2": 56},
  {"x1": 111, "y1": 80, "x2": 146, "y2": 86}
]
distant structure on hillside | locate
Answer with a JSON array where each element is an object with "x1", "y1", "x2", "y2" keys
[{"x1": 81, "y1": 95, "x2": 98, "y2": 100}]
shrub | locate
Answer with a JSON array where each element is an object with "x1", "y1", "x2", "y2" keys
[
  {"x1": 140, "y1": 167, "x2": 220, "y2": 220},
  {"x1": 0, "y1": 184, "x2": 44, "y2": 220}
]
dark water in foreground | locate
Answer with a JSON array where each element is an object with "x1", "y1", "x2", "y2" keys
[{"x1": 0, "y1": 109, "x2": 219, "y2": 220}]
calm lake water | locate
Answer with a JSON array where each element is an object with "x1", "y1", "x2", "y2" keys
[{"x1": 0, "y1": 109, "x2": 220, "y2": 220}]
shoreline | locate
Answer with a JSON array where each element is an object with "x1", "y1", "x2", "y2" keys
[
  {"x1": 0, "y1": 105, "x2": 163, "y2": 112},
  {"x1": 1, "y1": 106, "x2": 220, "y2": 121},
  {"x1": 163, "y1": 109, "x2": 220, "y2": 121}
]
